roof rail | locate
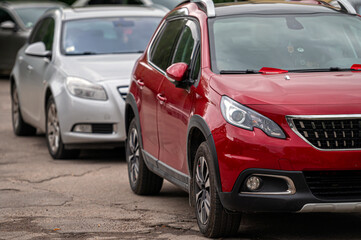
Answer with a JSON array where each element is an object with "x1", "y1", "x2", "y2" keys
[{"x1": 192, "y1": 0, "x2": 216, "y2": 17}]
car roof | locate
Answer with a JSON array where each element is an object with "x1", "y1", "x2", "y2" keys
[
  {"x1": 61, "y1": 6, "x2": 167, "y2": 20},
  {"x1": 0, "y1": 1, "x2": 66, "y2": 9},
  {"x1": 213, "y1": 1, "x2": 342, "y2": 16}
]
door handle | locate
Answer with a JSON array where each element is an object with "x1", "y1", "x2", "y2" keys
[
  {"x1": 136, "y1": 79, "x2": 145, "y2": 87},
  {"x1": 157, "y1": 93, "x2": 167, "y2": 103},
  {"x1": 27, "y1": 65, "x2": 33, "y2": 71}
]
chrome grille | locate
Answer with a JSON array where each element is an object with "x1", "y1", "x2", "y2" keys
[{"x1": 287, "y1": 115, "x2": 361, "y2": 150}]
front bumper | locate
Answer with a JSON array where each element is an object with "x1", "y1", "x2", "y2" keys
[
  {"x1": 219, "y1": 169, "x2": 361, "y2": 213},
  {"x1": 56, "y1": 79, "x2": 127, "y2": 145}
]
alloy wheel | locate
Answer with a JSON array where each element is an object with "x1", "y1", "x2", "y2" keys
[
  {"x1": 128, "y1": 127, "x2": 140, "y2": 184},
  {"x1": 47, "y1": 102, "x2": 60, "y2": 154},
  {"x1": 195, "y1": 156, "x2": 211, "y2": 225}
]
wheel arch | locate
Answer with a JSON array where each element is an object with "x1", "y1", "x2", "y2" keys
[
  {"x1": 125, "y1": 93, "x2": 142, "y2": 145},
  {"x1": 187, "y1": 115, "x2": 222, "y2": 193}
]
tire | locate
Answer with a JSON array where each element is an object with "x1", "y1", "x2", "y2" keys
[
  {"x1": 126, "y1": 118, "x2": 163, "y2": 195},
  {"x1": 46, "y1": 96, "x2": 79, "y2": 159},
  {"x1": 11, "y1": 84, "x2": 36, "y2": 136},
  {"x1": 192, "y1": 142, "x2": 241, "y2": 238}
]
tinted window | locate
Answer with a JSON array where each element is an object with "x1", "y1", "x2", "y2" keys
[
  {"x1": 62, "y1": 17, "x2": 161, "y2": 55},
  {"x1": 0, "y1": 8, "x2": 14, "y2": 24},
  {"x1": 150, "y1": 19, "x2": 185, "y2": 71},
  {"x1": 29, "y1": 17, "x2": 55, "y2": 51},
  {"x1": 172, "y1": 21, "x2": 198, "y2": 65}
]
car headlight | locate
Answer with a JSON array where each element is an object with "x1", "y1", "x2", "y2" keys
[
  {"x1": 220, "y1": 96, "x2": 285, "y2": 139},
  {"x1": 66, "y1": 77, "x2": 107, "y2": 101}
]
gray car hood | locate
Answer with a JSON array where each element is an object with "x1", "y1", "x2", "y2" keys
[{"x1": 61, "y1": 54, "x2": 141, "y2": 82}]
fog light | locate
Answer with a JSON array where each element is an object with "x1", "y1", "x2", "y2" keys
[
  {"x1": 246, "y1": 176, "x2": 262, "y2": 191},
  {"x1": 73, "y1": 124, "x2": 92, "y2": 133}
]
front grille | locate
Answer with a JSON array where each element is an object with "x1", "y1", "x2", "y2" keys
[
  {"x1": 92, "y1": 124, "x2": 114, "y2": 134},
  {"x1": 288, "y1": 116, "x2": 361, "y2": 150},
  {"x1": 304, "y1": 170, "x2": 361, "y2": 199}
]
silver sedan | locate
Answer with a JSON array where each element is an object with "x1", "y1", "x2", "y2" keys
[{"x1": 10, "y1": 6, "x2": 165, "y2": 159}]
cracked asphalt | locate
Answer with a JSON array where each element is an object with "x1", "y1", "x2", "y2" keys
[{"x1": 2, "y1": 77, "x2": 361, "y2": 240}]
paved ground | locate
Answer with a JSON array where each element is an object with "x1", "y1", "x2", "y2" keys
[{"x1": 1, "y1": 77, "x2": 361, "y2": 240}]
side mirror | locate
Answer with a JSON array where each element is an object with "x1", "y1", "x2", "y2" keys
[
  {"x1": 166, "y1": 62, "x2": 188, "y2": 82},
  {"x1": 1, "y1": 21, "x2": 16, "y2": 31},
  {"x1": 25, "y1": 42, "x2": 51, "y2": 58}
]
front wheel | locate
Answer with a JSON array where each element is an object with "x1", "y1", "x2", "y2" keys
[
  {"x1": 46, "y1": 96, "x2": 79, "y2": 159},
  {"x1": 126, "y1": 118, "x2": 163, "y2": 195},
  {"x1": 192, "y1": 142, "x2": 241, "y2": 238}
]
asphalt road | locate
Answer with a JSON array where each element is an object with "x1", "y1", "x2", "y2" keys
[{"x1": 1, "y1": 77, "x2": 361, "y2": 240}]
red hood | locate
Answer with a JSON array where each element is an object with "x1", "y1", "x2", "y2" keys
[{"x1": 210, "y1": 71, "x2": 361, "y2": 115}]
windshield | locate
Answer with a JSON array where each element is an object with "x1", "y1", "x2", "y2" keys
[
  {"x1": 62, "y1": 17, "x2": 161, "y2": 55},
  {"x1": 209, "y1": 13, "x2": 361, "y2": 73},
  {"x1": 15, "y1": 7, "x2": 53, "y2": 29}
]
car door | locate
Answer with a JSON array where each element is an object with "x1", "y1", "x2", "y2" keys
[
  {"x1": 19, "y1": 17, "x2": 55, "y2": 125},
  {"x1": 137, "y1": 18, "x2": 185, "y2": 159},
  {"x1": 157, "y1": 19, "x2": 201, "y2": 174}
]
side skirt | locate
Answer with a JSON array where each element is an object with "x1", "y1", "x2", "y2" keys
[{"x1": 142, "y1": 149, "x2": 190, "y2": 193}]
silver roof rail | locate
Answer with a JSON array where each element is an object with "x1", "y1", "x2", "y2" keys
[
  {"x1": 192, "y1": 0, "x2": 216, "y2": 17},
  {"x1": 336, "y1": 0, "x2": 357, "y2": 14}
]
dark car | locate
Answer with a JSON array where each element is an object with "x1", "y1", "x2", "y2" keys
[
  {"x1": 0, "y1": 1, "x2": 65, "y2": 75},
  {"x1": 125, "y1": 0, "x2": 361, "y2": 238}
]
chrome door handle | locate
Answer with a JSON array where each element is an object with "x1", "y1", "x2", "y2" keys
[
  {"x1": 27, "y1": 65, "x2": 33, "y2": 71},
  {"x1": 157, "y1": 93, "x2": 167, "y2": 103},
  {"x1": 136, "y1": 79, "x2": 145, "y2": 87}
]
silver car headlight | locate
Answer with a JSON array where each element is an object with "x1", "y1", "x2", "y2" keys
[
  {"x1": 66, "y1": 77, "x2": 107, "y2": 101},
  {"x1": 220, "y1": 96, "x2": 285, "y2": 139}
]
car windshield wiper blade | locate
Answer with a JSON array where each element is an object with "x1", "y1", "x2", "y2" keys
[
  {"x1": 66, "y1": 52, "x2": 99, "y2": 56},
  {"x1": 220, "y1": 69, "x2": 258, "y2": 74},
  {"x1": 288, "y1": 67, "x2": 349, "y2": 73},
  {"x1": 110, "y1": 50, "x2": 144, "y2": 54}
]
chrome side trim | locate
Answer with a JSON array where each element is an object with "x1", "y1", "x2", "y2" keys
[
  {"x1": 192, "y1": 0, "x2": 216, "y2": 17},
  {"x1": 299, "y1": 202, "x2": 361, "y2": 213},
  {"x1": 240, "y1": 174, "x2": 296, "y2": 195},
  {"x1": 286, "y1": 114, "x2": 361, "y2": 151}
]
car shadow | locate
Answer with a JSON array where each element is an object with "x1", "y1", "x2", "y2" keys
[{"x1": 237, "y1": 212, "x2": 361, "y2": 239}]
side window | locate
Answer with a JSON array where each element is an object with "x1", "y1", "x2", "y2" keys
[
  {"x1": 150, "y1": 19, "x2": 185, "y2": 71},
  {"x1": 172, "y1": 20, "x2": 201, "y2": 81},
  {"x1": 29, "y1": 17, "x2": 55, "y2": 51},
  {"x1": 0, "y1": 8, "x2": 14, "y2": 24}
]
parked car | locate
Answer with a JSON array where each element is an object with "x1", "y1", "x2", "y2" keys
[
  {"x1": 11, "y1": 6, "x2": 165, "y2": 159},
  {"x1": 125, "y1": 0, "x2": 361, "y2": 237},
  {"x1": 0, "y1": 1, "x2": 65, "y2": 75},
  {"x1": 72, "y1": 0, "x2": 184, "y2": 10}
]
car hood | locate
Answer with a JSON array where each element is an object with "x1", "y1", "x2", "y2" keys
[
  {"x1": 210, "y1": 71, "x2": 361, "y2": 115},
  {"x1": 61, "y1": 54, "x2": 141, "y2": 82}
]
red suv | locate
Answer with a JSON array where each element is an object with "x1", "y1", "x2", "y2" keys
[{"x1": 125, "y1": 0, "x2": 361, "y2": 237}]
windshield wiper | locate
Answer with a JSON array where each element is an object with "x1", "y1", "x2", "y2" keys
[
  {"x1": 220, "y1": 69, "x2": 258, "y2": 74},
  {"x1": 111, "y1": 50, "x2": 144, "y2": 54},
  {"x1": 288, "y1": 67, "x2": 349, "y2": 73},
  {"x1": 66, "y1": 52, "x2": 99, "y2": 56}
]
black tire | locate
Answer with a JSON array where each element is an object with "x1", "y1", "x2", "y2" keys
[
  {"x1": 126, "y1": 118, "x2": 163, "y2": 195},
  {"x1": 11, "y1": 84, "x2": 36, "y2": 136},
  {"x1": 46, "y1": 96, "x2": 79, "y2": 159},
  {"x1": 192, "y1": 142, "x2": 241, "y2": 238}
]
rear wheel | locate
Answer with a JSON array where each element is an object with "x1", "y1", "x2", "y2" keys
[
  {"x1": 192, "y1": 142, "x2": 241, "y2": 238},
  {"x1": 11, "y1": 84, "x2": 36, "y2": 136},
  {"x1": 46, "y1": 96, "x2": 79, "y2": 159},
  {"x1": 126, "y1": 118, "x2": 163, "y2": 195}
]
